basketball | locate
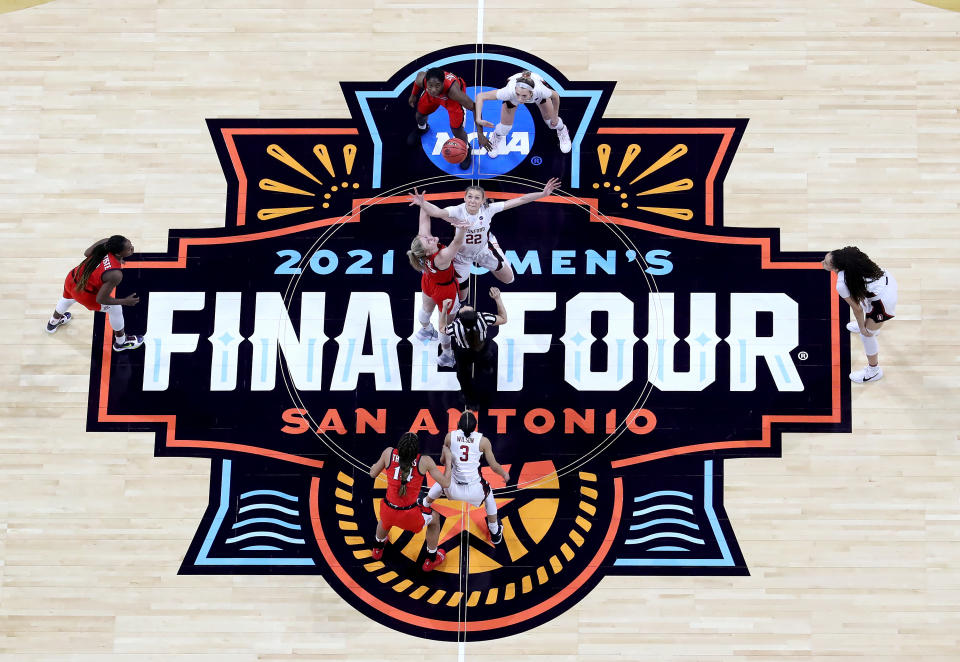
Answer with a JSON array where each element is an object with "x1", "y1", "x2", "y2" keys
[{"x1": 441, "y1": 137, "x2": 469, "y2": 164}]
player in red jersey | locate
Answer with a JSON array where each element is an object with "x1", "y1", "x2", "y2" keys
[
  {"x1": 406, "y1": 67, "x2": 492, "y2": 171},
  {"x1": 369, "y1": 432, "x2": 452, "y2": 571},
  {"x1": 46, "y1": 235, "x2": 144, "y2": 351},
  {"x1": 407, "y1": 204, "x2": 467, "y2": 367}
]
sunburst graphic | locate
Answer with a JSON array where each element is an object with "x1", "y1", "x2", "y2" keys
[
  {"x1": 592, "y1": 142, "x2": 694, "y2": 221},
  {"x1": 257, "y1": 142, "x2": 360, "y2": 221}
]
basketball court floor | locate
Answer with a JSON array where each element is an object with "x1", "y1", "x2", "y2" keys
[{"x1": 2, "y1": 0, "x2": 959, "y2": 659}]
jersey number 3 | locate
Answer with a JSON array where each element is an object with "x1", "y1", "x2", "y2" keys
[{"x1": 459, "y1": 444, "x2": 470, "y2": 462}]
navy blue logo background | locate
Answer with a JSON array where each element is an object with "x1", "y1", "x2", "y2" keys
[{"x1": 85, "y1": 44, "x2": 852, "y2": 641}]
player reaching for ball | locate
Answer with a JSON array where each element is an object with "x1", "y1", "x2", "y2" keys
[
  {"x1": 406, "y1": 67, "x2": 493, "y2": 171},
  {"x1": 406, "y1": 205, "x2": 467, "y2": 368},
  {"x1": 408, "y1": 177, "x2": 561, "y2": 304},
  {"x1": 369, "y1": 432, "x2": 452, "y2": 572},
  {"x1": 474, "y1": 70, "x2": 572, "y2": 157}
]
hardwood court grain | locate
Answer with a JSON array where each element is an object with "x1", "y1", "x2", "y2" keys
[{"x1": 1, "y1": 0, "x2": 959, "y2": 659}]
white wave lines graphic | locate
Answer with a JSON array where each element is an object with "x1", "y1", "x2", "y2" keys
[
  {"x1": 626, "y1": 490, "x2": 703, "y2": 552},
  {"x1": 227, "y1": 490, "x2": 305, "y2": 548}
]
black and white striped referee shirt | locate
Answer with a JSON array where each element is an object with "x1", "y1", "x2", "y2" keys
[{"x1": 444, "y1": 312, "x2": 499, "y2": 349}]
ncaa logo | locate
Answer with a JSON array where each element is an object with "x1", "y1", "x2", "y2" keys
[{"x1": 419, "y1": 85, "x2": 536, "y2": 178}]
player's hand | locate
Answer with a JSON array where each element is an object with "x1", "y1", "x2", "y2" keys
[
  {"x1": 408, "y1": 95, "x2": 418, "y2": 108},
  {"x1": 476, "y1": 132, "x2": 492, "y2": 150},
  {"x1": 542, "y1": 177, "x2": 561, "y2": 196},
  {"x1": 859, "y1": 326, "x2": 873, "y2": 337},
  {"x1": 489, "y1": 287, "x2": 501, "y2": 299},
  {"x1": 409, "y1": 187, "x2": 426, "y2": 207},
  {"x1": 120, "y1": 293, "x2": 140, "y2": 306},
  {"x1": 501, "y1": 470, "x2": 510, "y2": 484},
  {"x1": 475, "y1": 119, "x2": 494, "y2": 129}
]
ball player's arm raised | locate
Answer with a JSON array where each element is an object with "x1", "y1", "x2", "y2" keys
[
  {"x1": 419, "y1": 455, "x2": 451, "y2": 490},
  {"x1": 500, "y1": 177, "x2": 560, "y2": 212},
  {"x1": 409, "y1": 187, "x2": 455, "y2": 222}
]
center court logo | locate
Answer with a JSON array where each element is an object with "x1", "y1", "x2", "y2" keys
[
  {"x1": 420, "y1": 85, "x2": 536, "y2": 178},
  {"x1": 85, "y1": 44, "x2": 852, "y2": 641}
]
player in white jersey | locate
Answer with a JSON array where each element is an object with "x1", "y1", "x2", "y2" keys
[
  {"x1": 473, "y1": 70, "x2": 572, "y2": 157},
  {"x1": 421, "y1": 411, "x2": 510, "y2": 545},
  {"x1": 823, "y1": 246, "x2": 898, "y2": 383},
  {"x1": 409, "y1": 177, "x2": 560, "y2": 304}
]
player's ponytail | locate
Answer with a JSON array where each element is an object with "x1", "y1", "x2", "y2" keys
[
  {"x1": 830, "y1": 246, "x2": 884, "y2": 304},
  {"x1": 407, "y1": 236, "x2": 427, "y2": 272},
  {"x1": 76, "y1": 235, "x2": 127, "y2": 291},
  {"x1": 516, "y1": 71, "x2": 536, "y2": 89},
  {"x1": 396, "y1": 432, "x2": 420, "y2": 497}
]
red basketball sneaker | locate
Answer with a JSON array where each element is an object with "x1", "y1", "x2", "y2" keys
[{"x1": 422, "y1": 548, "x2": 445, "y2": 572}]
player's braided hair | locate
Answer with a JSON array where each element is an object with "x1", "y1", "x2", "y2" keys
[
  {"x1": 396, "y1": 432, "x2": 420, "y2": 497},
  {"x1": 75, "y1": 235, "x2": 127, "y2": 291},
  {"x1": 830, "y1": 246, "x2": 884, "y2": 304},
  {"x1": 407, "y1": 236, "x2": 427, "y2": 272}
]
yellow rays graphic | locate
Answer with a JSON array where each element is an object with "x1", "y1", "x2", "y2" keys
[
  {"x1": 343, "y1": 144, "x2": 357, "y2": 175},
  {"x1": 258, "y1": 142, "x2": 362, "y2": 220},
  {"x1": 597, "y1": 144, "x2": 611, "y2": 175},
  {"x1": 635, "y1": 178, "x2": 693, "y2": 196},
  {"x1": 594, "y1": 142, "x2": 694, "y2": 219},
  {"x1": 259, "y1": 179, "x2": 315, "y2": 196},
  {"x1": 628, "y1": 144, "x2": 688, "y2": 185},
  {"x1": 636, "y1": 206, "x2": 693, "y2": 221},
  {"x1": 257, "y1": 206, "x2": 314, "y2": 221},
  {"x1": 267, "y1": 144, "x2": 322, "y2": 185},
  {"x1": 617, "y1": 144, "x2": 642, "y2": 177}
]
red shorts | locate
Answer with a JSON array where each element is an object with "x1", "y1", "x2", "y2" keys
[
  {"x1": 416, "y1": 94, "x2": 465, "y2": 130},
  {"x1": 62, "y1": 275, "x2": 101, "y2": 311},
  {"x1": 422, "y1": 275, "x2": 459, "y2": 315},
  {"x1": 379, "y1": 500, "x2": 428, "y2": 533}
]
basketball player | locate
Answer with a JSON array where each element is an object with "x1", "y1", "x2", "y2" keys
[
  {"x1": 368, "y1": 432, "x2": 452, "y2": 571},
  {"x1": 407, "y1": 67, "x2": 492, "y2": 171},
  {"x1": 473, "y1": 70, "x2": 571, "y2": 157},
  {"x1": 445, "y1": 287, "x2": 508, "y2": 410},
  {"x1": 408, "y1": 177, "x2": 561, "y2": 304},
  {"x1": 407, "y1": 207, "x2": 467, "y2": 368},
  {"x1": 822, "y1": 246, "x2": 898, "y2": 383},
  {"x1": 422, "y1": 411, "x2": 510, "y2": 545},
  {"x1": 46, "y1": 235, "x2": 144, "y2": 351}
]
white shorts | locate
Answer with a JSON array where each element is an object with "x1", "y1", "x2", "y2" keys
[
  {"x1": 861, "y1": 273, "x2": 898, "y2": 323},
  {"x1": 452, "y1": 234, "x2": 507, "y2": 283},
  {"x1": 439, "y1": 480, "x2": 490, "y2": 507}
]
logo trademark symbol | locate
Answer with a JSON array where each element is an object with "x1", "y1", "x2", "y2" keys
[
  {"x1": 798, "y1": 351, "x2": 809, "y2": 361},
  {"x1": 531, "y1": 156, "x2": 543, "y2": 165}
]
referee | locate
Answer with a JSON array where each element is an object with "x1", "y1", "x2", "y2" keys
[{"x1": 444, "y1": 286, "x2": 508, "y2": 410}]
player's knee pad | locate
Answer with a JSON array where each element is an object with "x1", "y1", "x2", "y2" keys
[
  {"x1": 101, "y1": 304, "x2": 125, "y2": 331},
  {"x1": 859, "y1": 332, "x2": 879, "y2": 355},
  {"x1": 483, "y1": 491, "x2": 498, "y2": 516},
  {"x1": 417, "y1": 306, "x2": 432, "y2": 327},
  {"x1": 427, "y1": 482, "x2": 444, "y2": 501}
]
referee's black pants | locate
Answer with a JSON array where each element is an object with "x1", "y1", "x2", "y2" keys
[{"x1": 453, "y1": 340, "x2": 497, "y2": 409}]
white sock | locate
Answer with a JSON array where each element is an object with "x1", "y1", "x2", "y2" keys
[
  {"x1": 418, "y1": 121, "x2": 427, "y2": 130},
  {"x1": 488, "y1": 520, "x2": 500, "y2": 535},
  {"x1": 549, "y1": 117, "x2": 565, "y2": 131},
  {"x1": 865, "y1": 364, "x2": 880, "y2": 374},
  {"x1": 427, "y1": 546, "x2": 437, "y2": 554},
  {"x1": 494, "y1": 123, "x2": 512, "y2": 138}
]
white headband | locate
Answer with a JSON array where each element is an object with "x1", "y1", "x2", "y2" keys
[{"x1": 515, "y1": 81, "x2": 535, "y2": 92}]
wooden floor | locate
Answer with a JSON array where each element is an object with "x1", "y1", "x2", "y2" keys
[{"x1": 2, "y1": 0, "x2": 960, "y2": 659}]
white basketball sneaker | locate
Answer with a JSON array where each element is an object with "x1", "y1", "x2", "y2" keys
[
  {"x1": 437, "y1": 350, "x2": 456, "y2": 368},
  {"x1": 485, "y1": 132, "x2": 504, "y2": 159},
  {"x1": 846, "y1": 321, "x2": 860, "y2": 333},
  {"x1": 557, "y1": 125, "x2": 571, "y2": 153},
  {"x1": 850, "y1": 365, "x2": 883, "y2": 383},
  {"x1": 415, "y1": 324, "x2": 438, "y2": 342}
]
